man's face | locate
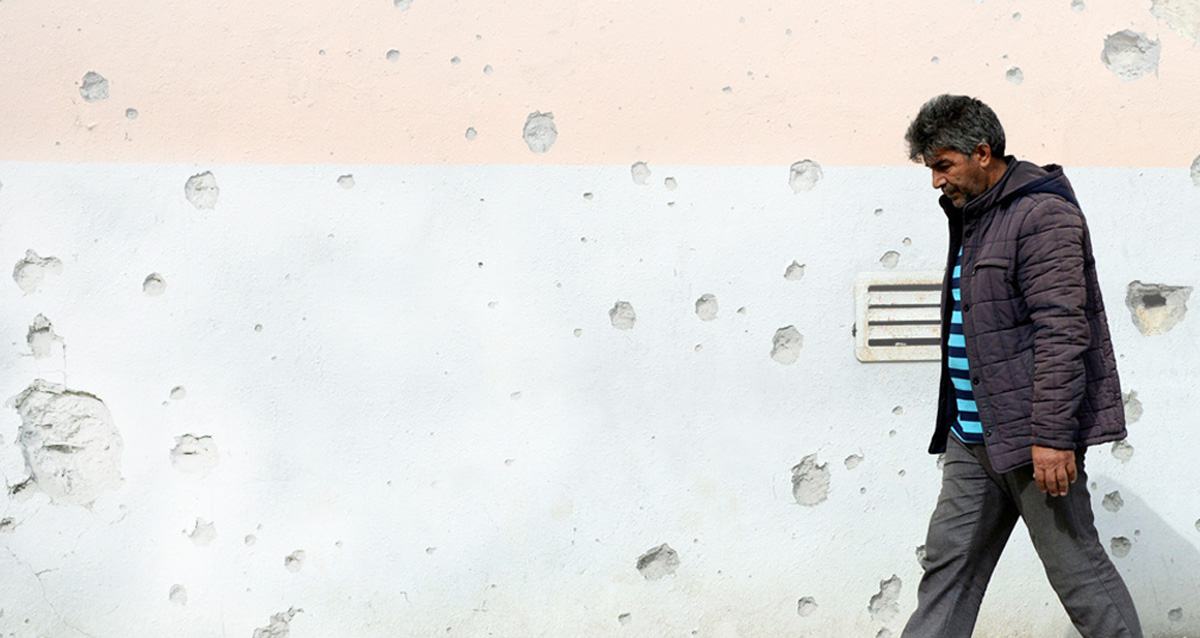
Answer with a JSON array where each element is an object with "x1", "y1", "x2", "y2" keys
[{"x1": 923, "y1": 147, "x2": 989, "y2": 208}]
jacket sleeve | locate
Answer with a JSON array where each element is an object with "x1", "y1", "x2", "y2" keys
[{"x1": 1015, "y1": 197, "x2": 1090, "y2": 449}]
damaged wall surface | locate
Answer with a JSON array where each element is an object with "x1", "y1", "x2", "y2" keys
[{"x1": 1, "y1": 1, "x2": 1199, "y2": 637}]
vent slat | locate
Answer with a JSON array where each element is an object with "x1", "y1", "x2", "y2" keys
[
  {"x1": 855, "y1": 271, "x2": 945, "y2": 363},
  {"x1": 867, "y1": 306, "x2": 941, "y2": 323}
]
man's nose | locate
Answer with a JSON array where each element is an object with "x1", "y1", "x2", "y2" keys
[{"x1": 931, "y1": 173, "x2": 947, "y2": 189}]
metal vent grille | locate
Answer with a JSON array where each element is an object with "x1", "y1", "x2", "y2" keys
[{"x1": 854, "y1": 271, "x2": 944, "y2": 362}]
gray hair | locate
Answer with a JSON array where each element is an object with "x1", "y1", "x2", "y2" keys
[{"x1": 905, "y1": 95, "x2": 1006, "y2": 162}]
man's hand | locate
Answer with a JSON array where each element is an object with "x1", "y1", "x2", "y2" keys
[{"x1": 1032, "y1": 445, "x2": 1078, "y2": 497}]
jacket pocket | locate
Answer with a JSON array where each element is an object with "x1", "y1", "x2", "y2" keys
[{"x1": 973, "y1": 257, "x2": 1012, "y2": 273}]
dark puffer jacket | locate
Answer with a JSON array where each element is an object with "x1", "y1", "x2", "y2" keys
[{"x1": 931, "y1": 158, "x2": 1127, "y2": 473}]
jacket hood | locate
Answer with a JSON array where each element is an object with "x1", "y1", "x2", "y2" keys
[{"x1": 940, "y1": 156, "x2": 1079, "y2": 219}]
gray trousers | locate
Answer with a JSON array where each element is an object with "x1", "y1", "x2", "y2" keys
[{"x1": 902, "y1": 436, "x2": 1142, "y2": 638}]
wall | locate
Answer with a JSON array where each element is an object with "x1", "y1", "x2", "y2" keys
[{"x1": 1, "y1": 1, "x2": 1199, "y2": 637}]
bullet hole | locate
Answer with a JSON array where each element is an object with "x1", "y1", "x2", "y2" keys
[
  {"x1": 860, "y1": 487, "x2": 867, "y2": 494},
  {"x1": 1191, "y1": 154, "x2": 1200, "y2": 186},
  {"x1": 386, "y1": 49, "x2": 400, "y2": 62},
  {"x1": 880, "y1": 251, "x2": 900, "y2": 269},
  {"x1": 1169, "y1": 608, "x2": 1184, "y2": 622},
  {"x1": 1126, "y1": 281, "x2": 1192, "y2": 335},
  {"x1": 898, "y1": 469, "x2": 907, "y2": 477},
  {"x1": 1101, "y1": 30, "x2": 1161, "y2": 81},
  {"x1": 791, "y1": 454, "x2": 831, "y2": 506},
  {"x1": 844, "y1": 454, "x2": 863, "y2": 470},
  {"x1": 460, "y1": 126, "x2": 477, "y2": 142},
  {"x1": 509, "y1": 391, "x2": 522, "y2": 401},
  {"x1": 573, "y1": 328, "x2": 582, "y2": 337},
  {"x1": 12, "y1": 250, "x2": 64, "y2": 294},
  {"x1": 771, "y1": 326, "x2": 803, "y2": 364},
  {"x1": 318, "y1": 49, "x2": 326, "y2": 56},
  {"x1": 8, "y1": 380, "x2": 124, "y2": 506},
  {"x1": 788, "y1": 160, "x2": 823, "y2": 192},
  {"x1": 255, "y1": 324, "x2": 264, "y2": 333},
  {"x1": 618, "y1": 613, "x2": 632, "y2": 625},
  {"x1": 890, "y1": 429, "x2": 898, "y2": 438},
  {"x1": 797, "y1": 597, "x2": 818, "y2": 617},
  {"x1": 694, "y1": 344, "x2": 703, "y2": 352},
  {"x1": 1103, "y1": 491, "x2": 1124, "y2": 513},
  {"x1": 1152, "y1": 0, "x2": 1200, "y2": 45},
  {"x1": 184, "y1": 171, "x2": 219, "y2": 210},
  {"x1": 1112, "y1": 439, "x2": 1134, "y2": 463},
  {"x1": 169, "y1": 386, "x2": 187, "y2": 400},
  {"x1": 868, "y1": 575, "x2": 903, "y2": 623},
  {"x1": 737, "y1": 306, "x2": 747, "y2": 314},
  {"x1": 1013, "y1": 12, "x2": 1021, "y2": 20},
  {"x1": 583, "y1": 192, "x2": 594, "y2": 200},
  {"x1": 931, "y1": 56, "x2": 940, "y2": 64},
  {"x1": 664, "y1": 177, "x2": 677, "y2": 190},
  {"x1": 143, "y1": 272, "x2": 167, "y2": 296},
  {"x1": 692, "y1": 294, "x2": 720, "y2": 322},
  {"x1": 189, "y1": 518, "x2": 216, "y2": 546},
  {"x1": 245, "y1": 534, "x2": 257, "y2": 546},
  {"x1": 284, "y1": 550, "x2": 306, "y2": 572},
  {"x1": 393, "y1": 0, "x2": 412, "y2": 8},
  {"x1": 125, "y1": 108, "x2": 138, "y2": 119},
  {"x1": 902, "y1": 237, "x2": 912, "y2": 246},
  {"x1": 892, "y1": 405, "x2": 904, "y2": 415},
  {"x1": 79, "y1": 71, "x2": 109, "y2": 102},
  {"x1": 1072, "y1": 0, "x2": 1086, "y2": 10},
  {"x1": 915, "y1": 545, "x2": 927, "y2": 569},
  {"x1": 26, "y1": 314, "x2": 62, "y2": 359},
  {"x1": 1110, "y1": 536, "x2": 1132, "y2": 558},
  {"x1": 253, "y1": 607, "x2": 302, "y2": 638},
  {"x1": 425, "y1": 546, "x2": 437, "y2": 554},
  {"x1": 1123, "y1": 390, "x2": 1143, "y2": 423},
  {"x1": 170, "y1": 434, "x2": 220, "y2": 474},
  {"x1": 169, "y1": 584, "x2": 187, "y2": 605},
  {"x1": 1006, "y1": 67, "x2": 1024, "y2": 85},
  {"x1": 722, "y1": 86, "x2": 733, "y2": 94},
  {"x1": 609, "y1": 301, "x2": 636, "y2": 330},
  {"x1": 784, "y1": 261, "x2": 805, "y2": 281},
  {"x1": 636, "y1": 544, "x2": 679, "y2": 580},
  {"x1": 450, "y1": 56, "x2": 461, "y2": 65},
  {"x1": 876, "y1": 630, "x2": 894, "y2": 638},
  {"x1": 631, "y1": 161, "x2": 652, "y2": 185},
  {"x1": 522, "y1": 111, "x2": 557, "y2": 153},
  {"x1": 0, "y1": 518, "x2": 15, "y2": 533},
  {"x1": 874, "y1": 208, "x2": 884, "y2": 216},
  {"x1": 483, "y1": 64, "x2": 493, "y2": 74}
]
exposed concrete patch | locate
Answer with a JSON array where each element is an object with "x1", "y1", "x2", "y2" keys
[
  {"x1": 26, "y1": 314, "x2": 63, "y2": 359},
  {"x1": 869, "y1": 575, "x2": 902, "y2": 623},
  {"x1": 631, "y1": 161, "x2": 651, "y2": 185},
  {"x1": 285, "y1": 550, "x2": 306, "y2": 572},
  {"x1": 1192, "y1": 154, "x2": 1200, "y2": 186},
  {"x1": 245, "y1": 534, "x2": 258, "y2": 546},
  {"x1": 253, "y1": 607, "x2": 302, "y2": 638},
  {"x1": 788, "y1": 160, "x2": 823, "y2": 193},
  {"x1": 337, "y1": 175, "x2": 355, "y2": 189},
  {"x1": 791, "y1": 454, "x2": 830, "y2": 506},
  {"x1": 771, "y1": 326, "x2": 803, "y2": 364},
  {"x1": 892, "y1": 406, "x2": 904, "y2": 415},
  {"x1": 1126, "y1": 281, "x2": 1191, "y2": 335},
  {"x1": 465, "y1": 127, "x2": 477, "y2": 141},
  {"x1": 1123, "y1": 390, "x2": 1142, "y2": 423},
  {"x1": 1072, "y1": 0, "x2": 1086, "y2": 10},
  {"x1": 784, "y1": 261, "x2": 805, "y2": 281},
  {"x1": 184, "y1": 171, "x2": 219, "y2": 210},
  {"x1": 636, "y1": 544, "x2": 679, "y2": 580},
  {"x1": 664, "y1": 177, "x2": 678, "y2": 191},
  {"x1": 1151, "y1": 0, "x2": 1200, "y2": 45},
  {"x1": 609, "y1": 301, "x2": 636, "y2": 330},
  {"x1": 1169, "y1": 607, "x2": 1184, "y2": 622},
  {"x1": 170, "y1": 434, "x2": 220, "y2": 474},
  {"x1": 7, "y1": 380, "x2": 124, "y2": 506},
  {"x1": 0, "y1": 517, "x2": 16, "y2": 533},
  {"x1": 1110, "y1": 536, "x2": 1132, "y2": 558},
  {"x1": 189, "y1": 518, "x2": 216, "y2": 546},
  {"x1": 1101, "y1": 30, "x2": 1161, "y2": 81},
  {"x1": 143, "y1": 273, "x2": 167, "y2": 296},
  {"x1": 880, "y1": 251, "x2": 900, "y2": 269},
  {"x1": 797, "y1": 597, "x2": 818, "y2": 617},
  {"x1": 169, "y1": 584, "x2": 187, "y2": 605},
  {"x1": 125, "y1": 108, "x2": 138, "y2": 119},
  {"x1": 618, "y1": 613, "x2": 632, "y2": 625},
  {"x1": 522, "y1": 112, "x2": 557, "y2": 153},
  {"x1": 80, "y1": 71, "x2": 109, "y2": 102},
  {"x1": 450, "y1": 56, "x2": 461, "y2": 66},
  {"x1": 483, "y1": 64, "x2": 493, "y2": 75},
  {"x1": 844, "y1": 454, "x2": 863, "y2": 470},
  {"x1": 695, "y1": 294, "x2": 719, "y2": 321},
  {"x1": 385, "y1": 50, "x2": 400, "y2": 62},
  {"x1": 1112, "y1": 440, "x2": 1135, "y2": 463},
  {"x1": 13, "y1": 250, "x2": 64, "y2": 294},
  {"x1": 1102, "y1": 491, "x2": 1124, "y2": 513},
  {"x1": 1006, "y1": 67, "x2": 1024, "y2": 85}
]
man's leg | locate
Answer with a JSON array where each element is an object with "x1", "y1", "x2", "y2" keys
[
  {"x1": 902, "y1": 437, "x2": 1021, "y2": 638},
  {"x1": 993, "y1": 449, "x2": 1143, "y2": 638}
]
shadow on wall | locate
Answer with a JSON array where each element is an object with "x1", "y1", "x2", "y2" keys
[{"x1": 1057, "y1": 477, "x2": 1200, "y2": 638}]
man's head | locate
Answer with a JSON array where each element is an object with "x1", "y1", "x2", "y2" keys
[{"x1": 905, "y1": 95, "x2": 1008, "y2": 208}]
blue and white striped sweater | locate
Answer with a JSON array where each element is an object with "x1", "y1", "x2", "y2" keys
[{"x1": 948, "y1": 247, "x2": 984, "y2": 444}]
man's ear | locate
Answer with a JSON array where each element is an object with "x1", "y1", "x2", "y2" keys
[{"x1": 974, "y1": 142, "x2": 993, "y2": 167}]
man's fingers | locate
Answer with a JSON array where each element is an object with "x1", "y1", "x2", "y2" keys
[
  {"x1": 1034, "y1": 466, "x2": 1048, "y2": 493},
  {"x1": 1051, "y1": 468, "x2": 1069, "y2": 497},
  {"x1": 1067, "y1": 456, "x2": 1079, "y2": 484}
]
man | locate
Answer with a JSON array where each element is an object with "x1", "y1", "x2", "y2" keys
[{"x1": 900, "y1": 95, "x2": 1142, "y2": 638}]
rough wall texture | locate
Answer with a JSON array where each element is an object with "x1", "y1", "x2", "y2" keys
[{"x1": 1, "y1": 1, "x2": 1199, "y2": 637}]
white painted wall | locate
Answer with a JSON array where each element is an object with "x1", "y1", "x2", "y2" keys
[{"x1": 1, "y1": 162, "x2": 1197, "y2": 637}]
